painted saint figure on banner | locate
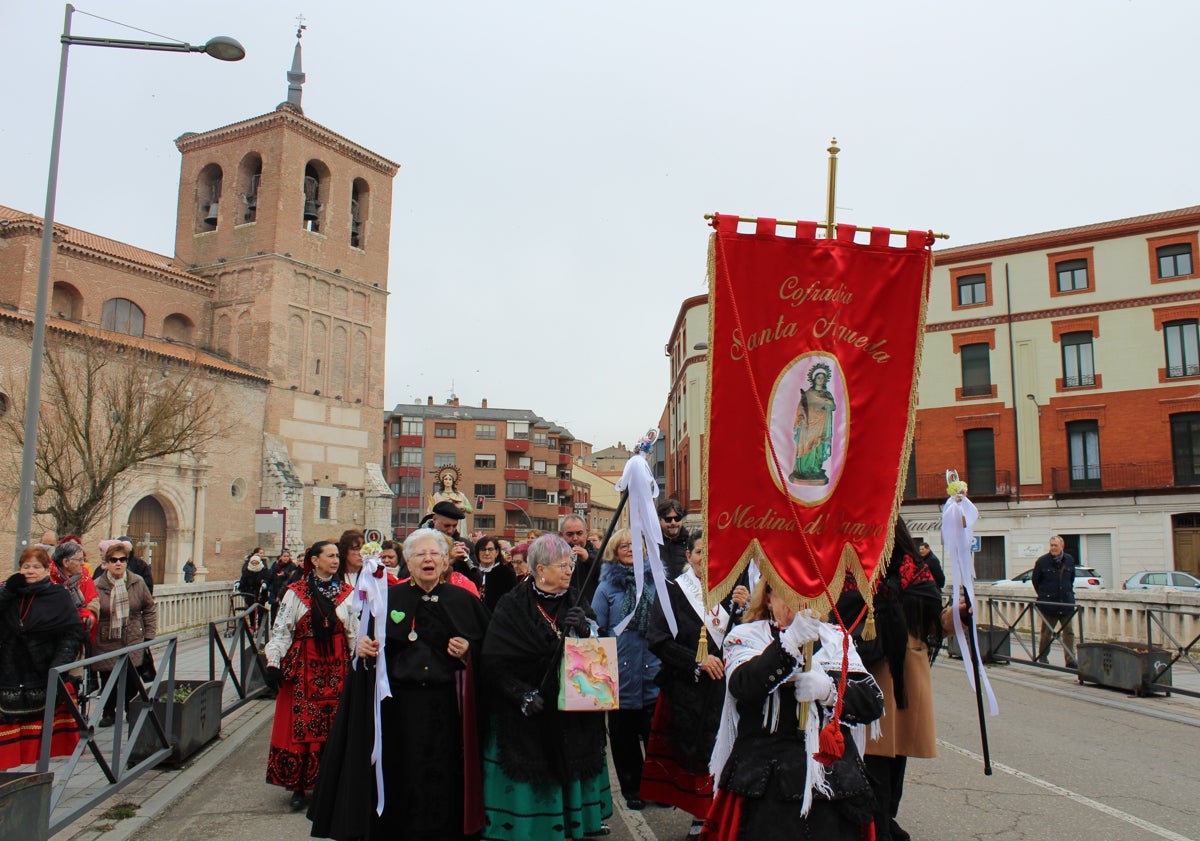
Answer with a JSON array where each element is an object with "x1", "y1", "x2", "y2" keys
[
  {"x1": 789, "y1": 362, "x2": 836, "y2": 485},
  {"x1": 767, "y1": 353, "x2": 848, "y2": 507}
]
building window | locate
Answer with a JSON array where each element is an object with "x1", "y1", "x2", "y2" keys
[
  {"x1": 1055, "y1": 258, "x2": 1089, "y2": 293},
  {"x1": 350, "y1": 178, "x2": 369, "y2": 249},
  {"x1": 400, "y1": 448, "x2": 423, "y2": 466},
  {"x1": 532, "y1": 488, "x2": 548, "y2": 503},
  {"x1": 1164, "y1": 320, "x2": 1200, "y2": 379},
  {"x1": 396, "y1": 508, "x2": 422, "y2": 528},
  {"x1": 433, "y1": 453, "x2": 456, "y2": 468},
  {"x1": 1158, "y1": 243, "x2": 1194, "y2": 279},
  {"x1": 389, "y1": 451, "x2": 401, "y2": 467},
  {"x1": 533, "y1": 432, "x2": 549, "y2": 447},
  {"x1": 401, "y1": 418, "x2": 423, "y2": 436},
  {"x1": 474, "y1": 515, "x2": 496, "y2": 530},
  {"x1": 903, "y1": 450, "x2": 917, "y2": 500},
  {"x1": 533, "y1": 460, "x2": 547, "y2": 474},
  {"x1": 506, "y1": 480, "x2": 529, "y2": 498},
  {"x1": 964, "y1": 429, "x2": 996, "y2": 496},
  {"x1": 390, "y1": 482, "x2": 400, "y2": 495},
  {"x1": 475, "y1": 454, "x2": 496, "y2": 469},
  {"x1": 399, "y1": 476, "x2": 422, "y2": 496},
  {"x1": 195, "y1": 163, "x2": 222, "y2": 233},
  {"x1": 960, "y1": 343, "x2": 992, "y2": 397},
  {"x1": 956, "y1": 273, "x2": 987, "y2": 307},
  {"x1": 434, "y1": 423, "x2": 456, "y2": 438},
  {"x1": 1061, "y1": 332, "x2": 1096, "y2": 388},
  {"x1": 476, "y1": 424, "x2": 497, "y2": 440},
  {"x1": 390, "y1": 421, "x2": 400, "y2": 437},
  {"x1": 474, "y1": 483, "x2": 496, "y2": 498},
  {"x1": 318, "y1": 495, "x2": 331, "y2": 520},
  {"x1": 507, "y1": 421, "x2": 530, "y2": 440},
  {"x1": 302, "y1": 160, "x2": 329, "y2": 233},
  {"x1": 1171, "y1": 413, "x2": 1200, "y2": 486},
  {"x1": 518, "y1": 456, "x2": 532, "y2": 470},
  {"x1": 1067, "y1": 420, "x2": 1101, "y2": 490},
  {"x1": 101, "y1": 298, "x2": 145, "y2": 337}
]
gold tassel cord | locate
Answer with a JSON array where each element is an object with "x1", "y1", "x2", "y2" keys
[{"x1": 695, "y1": 632, "x2": 708, "y2": 665}]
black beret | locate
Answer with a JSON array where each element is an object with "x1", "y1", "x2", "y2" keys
[{"x1": 431, "y1": 501, "x2": 466, "y2": 520}]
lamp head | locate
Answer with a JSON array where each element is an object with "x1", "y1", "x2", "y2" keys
[{"x1": 203, "y1": 36, "x2": 246, "y2": 61}]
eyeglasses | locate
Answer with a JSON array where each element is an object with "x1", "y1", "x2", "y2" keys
[
  {"x1": 617, "y1": 543, "x2": 633, "y2": 551},
  {"x1": 410, "y1": 551, "x2": 444, "y2": 560},
  {"x1": 108, "y1": 556, "x2": 128, "y2": 562},
  {"x1": 479, "y1": 546, "x2": 498, "y2": 553},
  {"x1": 662, "y1": 516, "x2": 682, "y2": 523},
  {"x1": 550, "y1": 559, "x2": 577, "y2": 572}
]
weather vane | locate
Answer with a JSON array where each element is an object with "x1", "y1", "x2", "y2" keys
[{"x1": 295, "y1": 13, "x2": 307, "y2": 40}]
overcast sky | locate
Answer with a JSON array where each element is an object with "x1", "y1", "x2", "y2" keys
[{"x1": 4, "y1": 1, "x2": 1198, "y2": 449}]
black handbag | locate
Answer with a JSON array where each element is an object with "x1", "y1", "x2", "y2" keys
[
  {"x1": 137, "y1": 649, "x2": 157, "y2": 683},
  {"x1": 0, "y1": 684, "x2": 48, "y2": 717}
]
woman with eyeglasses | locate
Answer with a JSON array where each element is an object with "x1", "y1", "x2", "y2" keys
[
  {"x1": 591, "y1": 528, "x2": 661, "y2": 811},
  {"x1": 480, "y1": 534, "x2": 612, "y2": 839},
  {"x1": 92, "y1": 539, "x2": 157, "y2": 728},
  {"x1": 474, "y1": 534, "x2": 516, "y2": 611},
  {"x1": 264, "y1": 540, "x2": 358, "y2": 811},
  {"x1": 0, "y1": 546, "x2": 88, "y2": 770},
  {"x1": 309, "y1": 528, "x2": 490, "y2": 840}
]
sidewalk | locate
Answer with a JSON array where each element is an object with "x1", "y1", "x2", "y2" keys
[{"x1": 35, "y1": 630, "x2": 277, "y2": 840}]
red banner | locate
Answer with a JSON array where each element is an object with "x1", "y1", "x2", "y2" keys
[{"x1": 704, "y1": 216, "x2": 932, "y2": 613}]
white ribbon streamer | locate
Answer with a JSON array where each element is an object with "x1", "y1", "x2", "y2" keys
[
  {"x1": 613, "y1": 453, "x2": 676, "y2": 636},
  {"x1": 352, "y1": 552, "x2": 393, "y2": 815},
  {"x1": 940, "y1": 494, "x2": 999, "y2": 716}
]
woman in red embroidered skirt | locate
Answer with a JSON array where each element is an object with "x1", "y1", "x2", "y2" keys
[{"x1": 264, "y1": 540, "x2": 359, "y2": 810}]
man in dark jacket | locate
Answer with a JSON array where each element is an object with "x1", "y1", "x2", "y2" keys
[
  {"x1": 656, "y1": 499, "x2": 690, "y2": 580},
  {"x1": 561, "y1": 514, "x2": 599, "y2": 605},
  {"x1": 1032, "y1": 534, "x2": 1077, "y2": 668}
]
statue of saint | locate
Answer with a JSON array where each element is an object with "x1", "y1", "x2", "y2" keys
[
  {"x1": 790, "y1": 363, "x2": 836, "y2": 485},
  {"x1": 429, "y1": 465, "x2": 473, "y2": 515}
]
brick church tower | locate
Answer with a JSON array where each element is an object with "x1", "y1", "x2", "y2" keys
[{"x1": 172, "y1": 31, "x2": 398, "y2": 549}]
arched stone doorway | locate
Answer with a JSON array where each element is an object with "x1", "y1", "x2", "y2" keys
[{"x1": 129, "y1": 496, "x2": 169, "y2": 585}]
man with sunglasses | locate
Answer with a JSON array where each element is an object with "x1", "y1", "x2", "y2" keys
[{"x1": 657, "y1": 499, "x2": 690, "y2": 579}]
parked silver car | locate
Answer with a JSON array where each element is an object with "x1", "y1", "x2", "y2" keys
[
  {"x1": 995, "y1": 566, "x2": 1104, "y2": 589},
  {"x1": 1123, "y1": 570, "x2": 1200, "y2": 591}
]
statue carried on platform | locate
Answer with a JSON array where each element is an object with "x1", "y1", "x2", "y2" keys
[{"x1": 429, "y1": 465, "x2": 473, "y2": 516}]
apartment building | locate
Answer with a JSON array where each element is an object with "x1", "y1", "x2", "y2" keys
[{"x1": 383, "y1": 396, "x2": 589, "y2": 540}]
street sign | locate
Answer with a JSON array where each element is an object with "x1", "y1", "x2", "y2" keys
[{"x1": 971, "y1": 535, "x2": 982, "y2": 553}]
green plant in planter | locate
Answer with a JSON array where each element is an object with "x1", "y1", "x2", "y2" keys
[{"x1": 155, "y1": 685, "x2": 194, "y2": 704}]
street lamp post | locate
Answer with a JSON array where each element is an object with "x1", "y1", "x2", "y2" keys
[
  {"x1": 14, "y1": 5, "x2": 244, "y2": 560},
  {"x1": 499, "y1": 499, "x2": 535, "y2": 536}
]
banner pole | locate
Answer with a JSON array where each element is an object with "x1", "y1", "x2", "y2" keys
[
  {"x1": 824, "y1": 137, "x2": 840, "y2": 239},
  {"x1": 703, "y1": 213, "x2": 949, "y2": 241}
]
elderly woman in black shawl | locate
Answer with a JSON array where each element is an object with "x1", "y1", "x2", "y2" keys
[
  {"x1": 0, "y1": 546, "x2": 87, "y2": 769},
  {"x1": 308, "y1": 528, "x2": 490, "y2": 841},
  {"x1": 480, "y1": 533, "x2": 612, "y2": 839},
  {"x1": 836, "y1": 518, "x2": 945, "y2": 841}
]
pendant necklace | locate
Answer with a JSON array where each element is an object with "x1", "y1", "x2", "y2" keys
[
  {"x1": 534, "y1": 602, "x2": 561, "y2": 639},
  {"x1": 17, "y1": 595, "x2": 34, "y2": 630},
  {"x1": 408, "y1": 615, "x2": 419, "y2": 642}
]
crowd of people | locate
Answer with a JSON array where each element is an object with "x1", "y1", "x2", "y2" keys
[
  {"x1": 1, "y1": 501, "x2": 963, "y2": 841},
  {"x1": 0, "y1": 532, "x2": 159, "y2": 770}
]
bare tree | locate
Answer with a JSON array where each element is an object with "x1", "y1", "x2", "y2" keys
[{"x1": 1, "y1": 331, "x2": 229, "y2": 538}]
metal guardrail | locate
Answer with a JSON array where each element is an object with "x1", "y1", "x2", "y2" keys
[
  {"x1": 207, "y1": 601, "x2": 272, "y2": 714},
  {"x1": 39, "y1": 636, "x2": 178, "y2": 835},
  {"x1": 1144, "y1": 605, "x2": 1200, "y2": 696},
  {"x1": 969, "y1": 594, "x2": 1200, "y2": 699}
]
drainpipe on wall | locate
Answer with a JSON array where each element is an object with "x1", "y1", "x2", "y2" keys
[{"x1": 1006, "y1": 263, "x2": 1021, "y2": 505}]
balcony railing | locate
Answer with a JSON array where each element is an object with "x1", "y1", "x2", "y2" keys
[
  {"x1": 1063, "y1": 372, "x2": 1096, "y2": 388},
  {"x1": 904, "y1": 470, "x2": 1013, "y2": 500},
  {"x1": 1051, "y1": 461, "x2": 1200, "y2": 494}
]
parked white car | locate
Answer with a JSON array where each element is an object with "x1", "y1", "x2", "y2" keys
[
  {"x1": 1123, "y1": 570, "x2": 1200, "y2": 591},
  {"x1": 994, "y1": 566, "x2": 1104, "y2": 590}
]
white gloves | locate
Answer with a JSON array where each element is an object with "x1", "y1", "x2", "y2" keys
[
  {"x1": 781, "y1": 609, "x2": 823, "y2": 660},
  {"x1": 793, "y1": 667, "x2": 836, "y2": 704}
]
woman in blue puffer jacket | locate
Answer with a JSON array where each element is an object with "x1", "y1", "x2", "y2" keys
[{"x1": 591, "y1": 528, "x2": 661, "y2": 811}]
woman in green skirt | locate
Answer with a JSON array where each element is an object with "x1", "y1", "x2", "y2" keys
[{"x1": 481, "y1": 534, "x2": 613, "y2": 839}]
